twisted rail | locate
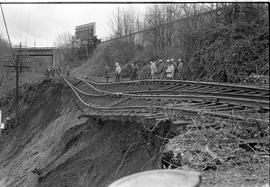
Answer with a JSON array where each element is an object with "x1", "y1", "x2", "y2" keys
[{"x1": 63, "y1": 76, "x2": 269, "y2": 124}]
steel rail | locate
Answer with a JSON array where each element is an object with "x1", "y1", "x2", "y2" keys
[
  {"x1": 73, "y1": 77, "x2": 267, "y2": 100},
  {"x1": 64, "y1": 77, "x2": 269, "y2": 123},
  {"x1": 74, "y1": 83, "x2": 268, "y2": 103},
  {"x1": 80, "y1": 77, "x2": 269, "y2": 101},
  {"x1": 68, "y1": 81, "x2": 109, "y2": 97},
  {"x1": 123, "y1": 90, "x2": 269, "y2": 100},
  {"x1": 84, "y1": 77, "x2": 269, "y2": 94},
  {"x1": 64, "y1": 78, "x2": 152, "y2": 110},
  {"x1": 76, "y1": 76, "x2": 123, "y2": 95},
  {"x1": 68, "y1": 77, "x2": 269, "y2": 110}
]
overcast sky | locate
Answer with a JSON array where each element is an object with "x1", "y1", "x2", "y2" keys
[{"x1": 0, "y1": 3, "x2": 147, "y2": 47}]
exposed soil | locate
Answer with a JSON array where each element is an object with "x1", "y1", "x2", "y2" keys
[
  {"x1": 0, "y1": 80, "x2": 269, "y2": 187},
  {"x1": 37, "y1": 118, "x2": 163, "y2": 187},
  {"x1": 0, "y1": 80, "x2": 163, "y2": 187}
]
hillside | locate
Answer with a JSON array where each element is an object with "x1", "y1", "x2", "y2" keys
[
  {"x1": 71, "y1": 21, "x2": 269, "y2": 84},
  {"x1": 0, "y1": 78, "x2": 269, "y2": 187},
  {"x1": 72, "y1": 42, "x2": 111, "y2": 78},
  {"x1": 0, "y1": 80, "x2": 161, "y2": 186}
]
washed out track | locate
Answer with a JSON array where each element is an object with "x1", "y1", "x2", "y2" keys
[{"x1": 63, "y1": 76, "x2": 269, "y2": 126}]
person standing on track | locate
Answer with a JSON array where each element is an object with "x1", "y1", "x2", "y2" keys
[
  {"x1": 171, "y1": 58, "x2": 178, "y2": 79},
  {"x1": 177, "y1": 58, "x2": 183, "y2": 80},
  {"x1": 164, "y1": 59, "x2": 170, "y2": 79},
  {"x1": 130, "y1": 62, "x2": 139, "y2": 81},
  {"x1": 130, "y1": 63, "x2": 135, "y2": 81},
  {"x1": 158, "y1": 59, "x2": 172, "y2": 79},
  {"x1": 115, "y1": 62, "x2": 121, "y2": 82},
  {"x1": 133, "y1": 62, "x2": 139, "y2": 80},
  {"x1": 150, "y1": 61, "x2": 153, "y2": 79},
  {"x1": 104, "y1": 64, "x2": 110, "y2": 82},
  {"x1": 157, "y1": 59, "x2": 163, "y2": 79},
  {"x1": 150, "y1": 61, "x2": 157, "y2": 79},
  {"x1": 166, "y1": 60, "x2": 175, "y2": 80}
]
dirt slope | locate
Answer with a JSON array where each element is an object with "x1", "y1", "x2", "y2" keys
[
  {"x1": 0, "y1": 80, "x2": 161, "y2": 187},
  {"x1": 0, "y1": 79, "x2": 268, "y2": 187},
  {"x1": 72, "y1": 42, "x2": 110, "y2": 78}
]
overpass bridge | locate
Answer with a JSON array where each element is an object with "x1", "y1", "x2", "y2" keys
[
  {"x1": 12, "y1": 47, "x2": 62, "y2": 68},
  {"x1": 13, "y1": 47, "x2": 54, "y2": 57}
]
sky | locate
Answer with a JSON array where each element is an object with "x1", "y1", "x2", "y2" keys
[
  {"x1": 0, "y1": 3, "x2": 147, "y2": 47},
  {"x1": 1, "y1": 0, "x2": 249, "y2": 47}
]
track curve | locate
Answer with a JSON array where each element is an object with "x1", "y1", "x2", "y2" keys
[{"x1": 63, "y1": 76, "x2": 269, "y2": 124}]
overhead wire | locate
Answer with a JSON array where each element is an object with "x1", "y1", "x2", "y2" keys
[
  {"x1": 25, "y1": 4, "x2": 31, "y2": 47},
  {"x1": 0, "y1": 4, "x2": 13, "y2": 56},
  {"x1": 23, "y1": 5, "x2": 31, "y2": 61}
]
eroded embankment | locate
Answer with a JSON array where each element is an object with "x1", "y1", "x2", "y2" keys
[{"x1": 0, "y1": 80, "x2": 166, "y2": 187}]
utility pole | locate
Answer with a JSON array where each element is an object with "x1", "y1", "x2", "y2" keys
[
  {"x1": 1, "y1": 6, "x2": 30, "y2": 127},
  {"x1": 4, "y1": 42, "x2": 30, "y2": 127}
]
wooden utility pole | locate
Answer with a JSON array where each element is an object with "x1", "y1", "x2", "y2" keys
[{"x1": 4, "y1": 42, "x2": 30, "y2": 127}]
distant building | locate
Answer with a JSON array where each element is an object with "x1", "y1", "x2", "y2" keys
[
  {"x1": 75, "y1": 22, "x2": 96, "y2": 42},
  {"x1": 74, "y1": 22, "x2": 100, "y2": 59}
]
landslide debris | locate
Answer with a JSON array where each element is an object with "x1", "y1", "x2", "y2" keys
[
  {"x1": 0, "y1": 80, "x2": 164, "y2": 187},
  {"x1": 0, "y1": 79, "x2": 269, "y2": 187}
]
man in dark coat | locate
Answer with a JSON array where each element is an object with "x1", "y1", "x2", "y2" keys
[
  {"x1": 177, "y1": 58, "x2": 183, "y2": 80},
  {"x1": 130, "y1": 62, "x2": 139, "y2": 80},
  {"x1": 104, "y1": 64, "x2": 110, "y2": 82}
]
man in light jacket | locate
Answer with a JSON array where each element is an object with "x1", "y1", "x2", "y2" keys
[
  {"x1": 166, "y1": 61, "x2": 175, "y2": 80},
  {"x1": 115, "y1": 62, "x2": 121, "y2": 82},
  {"x1": 150, "y1": 61, "x2": 158, "y2": 79}
]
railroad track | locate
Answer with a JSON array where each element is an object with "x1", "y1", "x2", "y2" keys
[
  {"x1": 63, "y1": 76, "x2": 269, "y2": 125},
  {"x1": 84, "y1": 77, "x2": 269, "y2": 97}
]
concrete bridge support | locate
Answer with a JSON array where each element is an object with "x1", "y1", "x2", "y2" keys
[{"x1": 53, "y1": 49, "x2": 64, "y2": 68}]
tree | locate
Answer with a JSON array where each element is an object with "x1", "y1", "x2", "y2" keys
[
  {"x1": 54, "y1": 32, "x2": 74, "y2": 65},
  {"x1": 107, "y1": 6, "x2": 143, "y2": 65},
  {"x1": 104, "y1": 3, "x2": 269, "y2": 82},
  {"x1": 54, "y1": 32, "x2": 73, "y2": 49},
  {"x1": 0, "y1": 34, "x2": 9, "y2": 81}
]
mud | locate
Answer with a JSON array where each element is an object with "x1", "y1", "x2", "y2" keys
[
  {"x1": 0, "y1": 80, "x2": 166, "y2": 187},
  {"x1": 38, "y1": 119, "x2": 163, "y2": 187}
]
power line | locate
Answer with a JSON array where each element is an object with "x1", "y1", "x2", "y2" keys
[
  {"x1": 25, "y1": 4, "x2": 31, "y2": 46},
  {"x1": 1, "y1": 5, "x2": 30, "y2": 128},
  {"x1": 0, "y1": 4, "x2": 13, "y2": 56}
]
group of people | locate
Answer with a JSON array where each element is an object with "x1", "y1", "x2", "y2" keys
[
  {"x1": 150, "y1": 58, "x2": 183, "y2": 80},
  {"x1": 104, "y1": 58, "x2": 183, "y2": 82},
  {"x1": 104, "y1": 62, "x2": 125, "y2": 82},
  {"x1": 104, "y1": 62, "x2": 139, "y2": 82},
  {"x1": 45, "y1": 65, "x2": 71, "y2": 80}
]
